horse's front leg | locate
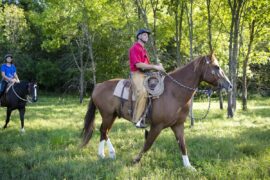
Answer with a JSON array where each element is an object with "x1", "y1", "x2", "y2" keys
[
  {"x1": 171, "y1": 123, "x2": 196, "y2": 170},
  {"x1": 19, "y1": 107, "x2": 25, "y2": 133},
  {"x1": 3, "y1": 108, "x2": 12, "y2": 129},
  {"x1": 133, "y1": 125, "x2": 163, "y2": 163}
]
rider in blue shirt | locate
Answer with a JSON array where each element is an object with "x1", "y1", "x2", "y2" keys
[{"x1": 0, "y1": 54, "x2": 20, "y2": 97}]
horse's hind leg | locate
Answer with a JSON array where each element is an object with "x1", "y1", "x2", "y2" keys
[
  {"x1": 133, "y1": 125, "x2": 163, "y2": 163},
  {"x1": 19, "y1": 108, "x2": 25, "y2": 133},
  {"x1": 98, "y1": 113, "x2": 117, "y2": 159},
  {"x1": 171, "y1": 123, "x2": 195, "y2": 170},
  {"x1": 3, "y1": 108, "x2": 12, "y2": 129}
]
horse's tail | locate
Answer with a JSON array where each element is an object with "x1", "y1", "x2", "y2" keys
[{"x1": 81, "y1": 98, "x2": 96, "y2": 147}]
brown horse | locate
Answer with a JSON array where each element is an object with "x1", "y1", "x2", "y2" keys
[{"x1": 81, "y1": 54, "x2": 232, "y2": 169}]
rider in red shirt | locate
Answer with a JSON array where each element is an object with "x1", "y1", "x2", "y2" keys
[
  {"x1": 129, "y1": 29, "x2": 164, "y2": 128},
  {"x1": 129, "y1": 42, "x2": 150, "y2": 72}
]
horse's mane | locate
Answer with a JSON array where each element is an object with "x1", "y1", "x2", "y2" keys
[
  {"x1": 169, "y1": 55, "x2": 207, "y2": 75},
  {"x1": 14, "y1": 80, "x2": 29, "y2": 90},
  {"x1": 169, "y1": 54, "x2": 217, "y2": 75}
]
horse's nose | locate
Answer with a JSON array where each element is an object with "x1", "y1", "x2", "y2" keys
[{"x1": 33, "y1": 97, "x2": 38, "y2": 102}]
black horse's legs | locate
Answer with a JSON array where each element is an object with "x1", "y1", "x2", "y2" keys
[
  {"x1": 98, "y1": 113, "x2": 117, "y2": 159},
  {"x1": 171, "y1": 123, "x2": 195, "y2": 170},
  {"x1": 19, "y1": 107, "x2": 25, "y2": 132},
  {"x1": 133, "y1": 125, "x2": 163, "y2": 163},
  {"x1": 3, "y1": 108, "x2": 12, "y2": 129}
]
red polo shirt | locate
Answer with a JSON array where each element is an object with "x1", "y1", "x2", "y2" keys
[{"x1": 129, "y1": 42, "x2": 150, "y2": 72}]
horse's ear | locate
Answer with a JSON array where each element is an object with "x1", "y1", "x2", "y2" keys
[
  {"x1": 204, "y1": 56, "x2": 210, "y2": 64},
  {"x1": 210, "y1": 50, "x2": 215, "y2": 61}
]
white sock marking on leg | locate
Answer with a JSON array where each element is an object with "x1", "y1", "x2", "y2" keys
[
  {"x1": 98, "y1": 140, "x2": 105, "y2": 158},
  {"x1": 106, "y1": 138, "x2": 116, "y2": 159}
]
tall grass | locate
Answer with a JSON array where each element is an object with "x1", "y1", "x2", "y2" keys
[{"x1": 0, "y1": 95, "x2": 269, "y2": 179}]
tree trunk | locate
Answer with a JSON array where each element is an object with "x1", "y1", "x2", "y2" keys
[
  {"x1": 135, "y1": 0, "x2": 159, "y2": 63},
  {"x1": 175, "y1": 0, "x2": 180, "y2": 66},
  {"x1": 175, "y1": 0, "x2": 184, "y2": 67},
  {"x1": 79, "y1": 61, "x2": 84, "y2": 104},
  {"x1": 219, "y1": 90, "x2": 224, "y2": 109},
  {"x1": 227, "y1": 0, "x2": 244, "y2": 117},
  {"x1": 227, "y1": 20, "x2": 234, "y2": 117},
  {"x1": 186, "y1": 0, "x2": 193, "y2": 61},
  {"x1": 242, "y1": 20, "x2": 255, "y2": 110},
  {"x1": 186, "y1": 0, "x2": 194, "y2": 126},
  {"x1": 150, "y1": 0, "x2": 158, "y2": 48},
  {"x1": 206, "y1": 0, "x2": 213, "y2": 52},
  {"x1": 89, "y1": 40, "x2": 96, "y2": 86},
  {"x1": 206, "y1": 0, "x2": 224, "y2": 109}
]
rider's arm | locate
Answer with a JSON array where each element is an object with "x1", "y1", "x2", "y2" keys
[
  {"x1": 136, "y1": 62, "x2": 164, "y2": 72},
  {"x1": 14, "y1": 72, "x2": 20, "y2": 83},
  {"x1": 1, "y1": 71, "x2": 12, "y2": 82}
]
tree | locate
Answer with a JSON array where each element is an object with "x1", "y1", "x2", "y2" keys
[
  {"x1": 135, "y1": 0, "x2": 159, "y2": 63},
  {"x1": 0, "y1": 4, "x2": 31, "y2": 54},
  {"x1": 227, "y1": 0, "x2": 245, "y2": 118},
  {"x1": 170, "y1": 0, "x2": 185, "y2": 66},
  {"x1": 30, "y1": 0, "x2": 104, "y2": 102},
  {"x1": 240, "y1": 0, "x2": 269, "y2": 110}
]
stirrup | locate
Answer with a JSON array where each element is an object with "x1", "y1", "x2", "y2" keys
[{"x1": 135, "y1": 118, "x2": 147, "y2": 128}]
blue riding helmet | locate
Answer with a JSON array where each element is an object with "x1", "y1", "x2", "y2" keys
[{"x1": 136, "y1": 29, "x2": 151, "y2": 39}]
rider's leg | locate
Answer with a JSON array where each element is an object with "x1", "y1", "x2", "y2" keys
[
  {"x1": 131, "y1": 72, "x2": 147, "y2": 125},
  {"x1": 0, "y1": 80, "x2": 7, "y2": 98}
]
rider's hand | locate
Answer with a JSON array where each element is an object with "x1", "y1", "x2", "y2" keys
[{"x1": 154, "y1": 64, "x2": 165, "y2": 72}]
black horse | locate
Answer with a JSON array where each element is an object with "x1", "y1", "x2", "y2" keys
[{"x1": 1, "y1": 81, "x2": 37, "y2": 132}]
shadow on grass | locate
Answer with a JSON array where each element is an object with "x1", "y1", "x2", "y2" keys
[{"x1": 0, "y1": 96, "x2": 269, "y2": 179}]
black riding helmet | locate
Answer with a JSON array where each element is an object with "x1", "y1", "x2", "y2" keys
[
  {"x1": 136, "y1": 29, "x2": 151, "y2": 39},
  {"x1": 4, "y1": 54, "x2": 13, "y2": 60}
]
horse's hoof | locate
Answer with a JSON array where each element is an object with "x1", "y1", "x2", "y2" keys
[
  {"x1": 98, "y1": 153, "x2": 105, "y2": 159},
  {"x1": 3, "y1": 125, "x2": 7, "y2": 129},
  {"x1": 109, "y1": 151, "x2": 116, "y2": 159},
  {"x1": 20, "y1": 128, "x2": 25, "y2": 133},
  {"x1": 185, "y1": 165, "x2": 197, "y2": 171}
]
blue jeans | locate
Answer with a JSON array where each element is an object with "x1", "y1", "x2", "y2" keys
[{"x1": 0, "y1": 80, "x2": 8, "y2": 97}]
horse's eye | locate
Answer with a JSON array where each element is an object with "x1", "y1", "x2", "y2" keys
[{"x1": 214, "y1": 65, "x2": 220, "y2": 71}]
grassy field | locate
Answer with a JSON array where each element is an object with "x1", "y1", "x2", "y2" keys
[{"x1": 0, "y1": 94, "x2": 269, "y2": 179}]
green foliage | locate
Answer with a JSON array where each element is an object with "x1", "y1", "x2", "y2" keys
[
  {"x1": 0, "y1": 4, "x2": 32, "y2": 53},
  {"x1": 0, "y1": 96, "x2": 269, "y2": 179},
  {"x1": 0, "y1": 0, "x2": 269, "y2": 93},
  {"x1": 250, "y1": 60, "x2": 270, "y2": 96},
  {"x1": 36, "y1": 60, "x2": 61, "y2": 89}
]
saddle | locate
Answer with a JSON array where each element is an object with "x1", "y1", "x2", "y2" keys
[{"x1": 113, "y1": 72, "x2": 165, "y2": 119}]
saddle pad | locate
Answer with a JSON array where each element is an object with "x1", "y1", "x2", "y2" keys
[{"x1": 113, "y1": 79, "x2": 135, "y2": 101}]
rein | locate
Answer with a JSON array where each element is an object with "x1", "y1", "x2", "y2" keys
[
  {"x1": 165, "y1": 72, "x2": 197, "y2": 91},
  {"x1": 12, "y1": 85, "x2": 33, "y2": 103},
  {"x1": 189, "y1": 89, "x2": 212, "y2": 121}
]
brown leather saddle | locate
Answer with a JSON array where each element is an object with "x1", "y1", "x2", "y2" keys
[{"x1": 115, "y1": 72, "x2": 165, "y2": 120}]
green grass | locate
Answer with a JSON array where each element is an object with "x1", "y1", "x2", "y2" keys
[{"x1": 0, "y1": 95, "x2": 269, "y2": 179}]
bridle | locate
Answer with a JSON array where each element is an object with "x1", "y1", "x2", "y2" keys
[
  {"x1": 162, "y1": 56, "x2": 216, "y2": 120},
  {"x1": 11, "y1": 83, "x2": 37, "y2": 103}
]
